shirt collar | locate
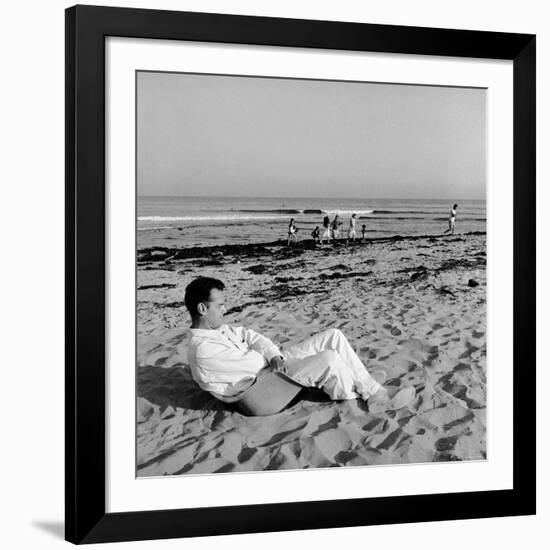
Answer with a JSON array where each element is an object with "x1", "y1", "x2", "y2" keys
[{"x1": 189, "y1": 324, "x2": 228, "y2": 336}]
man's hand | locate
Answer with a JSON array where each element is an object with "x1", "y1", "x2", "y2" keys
[{"x1": 268, "y1": 355, "x2": 285, "y2": 371}]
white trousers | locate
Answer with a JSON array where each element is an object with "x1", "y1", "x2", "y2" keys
[{"x1": 278, "y1": 328, "x2": 383, "y2": 401}]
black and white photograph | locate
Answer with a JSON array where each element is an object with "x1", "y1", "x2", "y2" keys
[
  {"x1": 1, "y1": 0, "x2": 541, "y2": 547},
  {"x1": 136, "y1": 71, "x2": 487, "y2": 477}
]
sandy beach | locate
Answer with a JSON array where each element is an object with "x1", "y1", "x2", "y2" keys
[{"x1": 136, "y1": 231, "x2": 486, "y2": 476}]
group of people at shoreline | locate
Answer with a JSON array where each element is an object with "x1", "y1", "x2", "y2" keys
[{"x1": 287, "y1": 204, "x2": 458, "y2": 245}]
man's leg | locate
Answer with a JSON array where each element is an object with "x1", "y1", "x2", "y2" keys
[
  {"x1": 281, "y1": 328, "x2": 383, "y2": 399},
  {"x1": 278, "y1": 350, "x2": 361, "y2": 400}
]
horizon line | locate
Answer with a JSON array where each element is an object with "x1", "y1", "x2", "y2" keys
[{"x1": 137, "y1": 194, "x2": 486, "y2": 201}]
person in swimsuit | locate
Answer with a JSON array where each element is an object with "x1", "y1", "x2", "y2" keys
[
  {"x1": 444, "y1": 204, "x2": 458, "y2": 235},
  {"x1": 287, "y1": 218, "x2": 298, "y2": 245},
  {"x1": 331, "y1": 215, "x2": 340, "y2": 240},
  {"x1": 347, "y1": 213, "x2": 357, "y2": 241},
  {"x1": 321, "y1": 215, "x2": 331, "y2": 244}
]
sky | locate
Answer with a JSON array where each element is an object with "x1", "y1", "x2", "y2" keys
[{"x1": 137, "y1": 71, "x2": 486, "y2": 200}]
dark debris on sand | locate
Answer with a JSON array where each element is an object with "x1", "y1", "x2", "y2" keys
[
  {"x1": 138, "y1": 232, "x2": 486, "y2": 304},
  {"x1": 137, "y1": 231, "x2": 486, "y2": 265},
  {"x1": 435, "y1": 257, "x2": 486, "y2": 272},
  {"x1": 319, "y1": 271, "x2": 373, "y2": 280},
  {"x1": 225, "y1": 301, "x2": 267, "y2": 315},
  {"x1": 138, "y1": 283, "x2": 177, "y2": 290}
]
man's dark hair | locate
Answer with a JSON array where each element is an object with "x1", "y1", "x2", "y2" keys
[{"x1": 184, "y1": 277, "x2": 225, "y2": 318}]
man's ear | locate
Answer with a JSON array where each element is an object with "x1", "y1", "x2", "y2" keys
[{"x1": 197, "y1": 302, "x2": 207, "y2": 316}]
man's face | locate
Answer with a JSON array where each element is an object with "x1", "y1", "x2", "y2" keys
[{"x1": 199, "y1": 288, "x2": 226, "y2": 329}]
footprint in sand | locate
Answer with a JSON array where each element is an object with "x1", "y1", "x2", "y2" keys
[
  {"x1": 137, "y1": 397, "x2": 156, "y2": 423},
  {"x1": 362, "y1": 417, "x2": 389, "y2": 433},
  {"x1": 459, "y1": 340, "x2": 480, "y2": 359},
  {"x1": 334, "y1": 450, "x2": 359, "y2": 465},
  {"x1": 313, "y1": 429, "x2": 353, "y2": 462},
  {"x1": 435, "y1": 435, "x2": 458, "y2": 452},
  {"x1": 359, "y1": 346, "x2": 378, "y2": 358},
  {"x1": 437, "y1": 369, "x2": 485, "y2": 409},
  {"x1": 237, "y1": 446, "x2": 257, "y2": 464},
  {"x1": 390, "y1": 357, "x2": 419, "y2": 370},
  {"x1": 367, "y1": 427, "x2": 404, "y2": 452}
]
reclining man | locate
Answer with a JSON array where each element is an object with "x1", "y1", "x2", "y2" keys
[{"x1": 185, "y1": 277, "x2": 415, "y2": 413}]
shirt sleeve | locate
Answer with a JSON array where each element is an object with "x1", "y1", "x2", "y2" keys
[{"x1": 231, "y1": 326, "x2": 282, "y2": 362}]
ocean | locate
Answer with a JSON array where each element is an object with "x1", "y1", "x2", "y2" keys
[{"x1": 137, "y1": 196, "x2": 486, "y2": 249}]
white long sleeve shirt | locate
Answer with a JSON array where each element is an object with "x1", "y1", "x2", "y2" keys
[{"x1": 187, "y1": 324, "x2": 282, "y2": 402}]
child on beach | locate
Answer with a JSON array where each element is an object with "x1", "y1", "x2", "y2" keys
[
  {"x1": 321, "y1": 215, "x2": 331, "y2": 244},
  {"x1": 331, "y1": 215, "x2": 340, "y2": 240},
  {"x1": 347, "y1": 213, "x2": 357, "y2": 241},
  {"x1": 444, "y1": 204, "x2": 458, "y2": 235},
  {"x1": 311, "y1": 226, "x2": 321, "y2": 244},
  {"x1": 361, "y1": 224, "x2": 367, "y2": 242},
  {"x1": 287, "y1": 218, "x2": 298, "y2": 245}
]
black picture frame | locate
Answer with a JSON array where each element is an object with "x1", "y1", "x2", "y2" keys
[{"x1": 65, "y1": 4, "x2": 536, "y2": 545}]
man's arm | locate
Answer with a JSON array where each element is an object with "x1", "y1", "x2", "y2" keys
[{"x1": 231, "y1": 326, "x2": 282, "y2": 362}]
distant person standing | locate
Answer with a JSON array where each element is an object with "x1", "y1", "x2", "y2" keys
[
  {"x1": 331, "y1": 215, "x2": 340, "y2": 240},
  {"x1": 321, "y1": 215, "x2": 331, "y2": 244},
  {"x1": 287, "y1": 218, "x2": 298, "y2": 245},
  {"x1": 361, "y1": 224, "x2": 367, "y2": 242},
  {"x1": 347, "y1": 213, "x2": 357, "y2": 241},
  {"x1": 444, "y1": 204, "x2": 458, "y2": 235}
]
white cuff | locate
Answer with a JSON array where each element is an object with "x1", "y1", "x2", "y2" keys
[{"x1": 264, "y1": 347, "x2": 282, "y2": 362}]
